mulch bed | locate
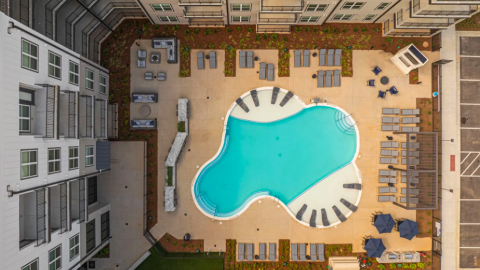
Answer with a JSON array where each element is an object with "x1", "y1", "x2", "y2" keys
[
  {"x1": 159, "y1": 233, "x2": 204, "y2": 253},
  {"x1": 93, "y1": 244, "x2": 110, "y2": 258},
  {"x1": 456, "y1": 12, "x2": 480, "y2": 31},
  {"x1": 357, "y1": 250, "x2": 435, "y2": 270},
  {"x1": 409, "y1": 69, "x2": 419, "y2": 84}
]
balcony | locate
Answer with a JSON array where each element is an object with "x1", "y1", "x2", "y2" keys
[
  {"x1": 20, "y1": 85, "x2": 59, "y2": 139},
  {"x1": 261, "y1": 0, "x2": 304, "y2": 12},
  {"x1": 79, "y1": 95, "x2": 93, "y2": 138},
  {"x1": 412, "y1": 0, "x2": 474, "y2": 18},
  {"x1": 48, "y1": 184, "x2": 67, "y2": 234},
  {"x1": 59, "y1": 91, "x2": 78, "y2": 139},
  {"x1": 19, "y1": 189, "x2": 46, "y2": 249},
  {"x1": 395, "y1": 9, "x2": 454, "y2": 29},
  {"x1": 258, "y1": 13, "x2": 297, "y2": 24},
  {"x1": 95, "y1": 98, "x2": 107, "y2": 139},
  {"x1": 178, "y1": 0, "x2": 223, "y2": 6},
  {"x1": 70, "y1": 179, "x2": 86, "y2": 223},
  {"x1": 431, "y1": 0, "x2": 480, "y2": 4},
  {"x1": 107, "y1": 103, "x2": 118, "y2": 139},
  {"x1": 183, "y1": 6, "x2": 223, "y2": 17},
  {"x1": 188, "y1": 18, "x2": 225, "y2": 27},
  {"x1": 257, "y1": 24, "x2": 292, "y2": 33}
]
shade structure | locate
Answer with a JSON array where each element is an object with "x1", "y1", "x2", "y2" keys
[
  {"x1": 364, "y1": 238, "x2": 386, "y2": 258},
  {"x1": 374, "y1": 214, "x2": 395, "y2": 234},
  {"x1": 399, "y1": 219, "x2": 419, "y2": 240}
]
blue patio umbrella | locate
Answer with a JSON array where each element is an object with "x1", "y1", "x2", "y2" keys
[
  {"x1": 364, "y1": 238, "x2": 386, "y2": 258},
  {"x1": 399, "y1": 219, "x2": 419, "y2": 240},
  {"x1": 374, "y1": 214, "x2": 395, "y2": 234}
]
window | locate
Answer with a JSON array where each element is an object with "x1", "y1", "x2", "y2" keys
[
  {"x1": 101, "y1": 212, "x2": 110, "y2": 241},
  {"x1": 69, "y1": 61, "x2": 79, "y2": 85},
  {"x1": 48, "y1": 148, "x2": 61, "y2": 174},
  {"x1": 20, "y1": 88, "x2": 35, "y2": 105},
  {"x1": 22, "y1": 39, "x2": 38, "y2": 71},
  {"x1": 306, "y1": 4, "x2": 328, "y2": 12},
  {"x1": 151, "y1": 4, "x2": 173, "y2": 11},
  {"x1": 48, "y1": 245, "x2": 62, "y2": 270},
  {"x1": 363, "y1": 14, "x2": 376, "y2": 21},
  {"x1": 376, "y1": 2, "x2": 391, "y2": 10},
  {"x1": 69, "y1": 234, "x2": 80, "y2": 261},
  {"x1": 69, "y1": 147, "x2": 79, "y2": 170},
  {"x1": 19, "y1": 105, "x2": 30, "y2": 132},
  {"x1": 404, "y1": 53, "x2": 419, "y2": 65},
  {"x1": 232, "y1": 4, "x2": 251, "y2": 11},
  {"x1": 396, "y1": 10, "x2": 403, "y2": 24},
  {"x1": 341, "y1": 2, "x2": 365, "y2": 9},
  {"x1": 21, "y1": 150, "x2": 37, "y2": 179},
  {"x1": 88, "y1": 176, "x2": 97, "y2": 205},
  {"x1": 85, "y1": 146, "x2": 94, "y2": 166},
  {"x1": 86, "y1": 220, "x2": 95, "y2": 253},
  {"x1": 300, "y1": 16, "x2": 320, "y2": 23},
  {"x1": 48, "y1": 51, "x2": 61, "y2": 79},
  {"x1": 85, "y1": 69, "x2": 94, "y2": 90},
  {"x1": 158, "y1": 16, "x2": 178, "y2": 22},
  {"x1": 22, "y1": 259, "x2": 38, "y2": 270},
  {"x1": 99, "y1": 75, "x2": 106, "y2": 94},
  {"x1": 332, "y1": 14, "x2": 353, "y2": 21},
  {"x1": 232, "y1": 16, "x2": 250, "y2": 22}
]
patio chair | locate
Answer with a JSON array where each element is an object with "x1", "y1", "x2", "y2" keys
[
  {"x1": 145, "y1": 72, "x2": 153, "y2": 80},
  {"x1": 402, "y1": 150, "x2": 420, "y2": 157},
  {"x1": 379, "y1": 177, "x2": 397, "y2": 184},
  {"x1": 402, "y1": 158, "x2": 420, "y2": 165},
  {"x1": 209, "y1": 51, "x2": 216, "y2": 69},
  {"x1": 310, "y1": 210, "x2": 317, "y2": 228},
  {"x1": 379, "y1": 169, "x2": 397, "y2": 177},
  {"x1": 378, "y1": 195, "x2": 396, "y2": 202},
  {"x1": 247, "y1": 243, "x2": 254, "y2": 261},
  {"x1": 138, "y1": 50, "x2": 146, "y2": 59},
  {"x1": 402, "y1": 142, "x2": 420, "y2": 149},
  {"x1": 299, "y1": 244, "x2": 307, "y2": 261},
  {"x1": 401, "y1": 188, "x2": 420, "y2": 195},
  {"x1": 335, "y1": 49, "x2": 342, "y2": 66},
  {"x1": 402, "y1": 109, "x2": 420, "y2": 115},
  {"x1": 271, "y1": 87, "x2": 279, "y2": 104},
  {"x1": 321, "y1": 208, "x2": 330, "y2": 226},
  {"x1": 327, "y1": 49, "x2": 334, "y2": 66},
  {"x1": 238, "y1": 243, "x2": 245, "y2": 261},
  {"x1": 380, "y1": 157, "x2": 398, "y2": 164},
  {"x1": 381, "y1": 141, "x2": 399, "y2": 148},
  {"x1": 247, "y1": 51, "x2": 254, "y2": 68},
  {"x1": 388, "y1": 86, "x2": 399, "y2": 95},
  {"x1": 304, "y1": 50, "x2": 310, "y2": 67},
  {"x1": 317, "y1": 70, "x2": 325, "y2": 88},
  {"x1": 259, "y1": 243, "x2": 266, "y2": 260},
  {"x1": 382, "y1": 117, "x2": 400, "y2": 123},
  {"x1": 292, "y1": 244, "x2": 298, "y2": 261},
  {"x1": 251, "y1": 90, "x2": 259, "y2": 107},
  {"x1": 368, "y1": 80, "x2": 375, "y2": 87},
  {"x1": 378, "y1": 90, "x2": 387, "y2": 99},
  {"x1": 267, "y1": 64, "x2": 274, "y2": 81},
  {"x1": 197, "y1": 52, "x2": 204, "y2": 69},
  {"x1": 382, "y1": 108, "x2": 400, "y2": 115},
  {"x1": 319, "y1": 49, "x2": 326, "y2": 66},
  {"x1": 400, "y1": 197, "x2": 419, "y2": 204},
  {"x1": 340, "y1": 198, "x2": 358, "y2": 212},
  {"x1": 269, "y1": 243, "x2": 276, "y2": 261},
  {"x1": 402, "y1": 117, "x2": 420, "y2": 124},
  {"x1": 380, "y1": 150, "x2": 399, "y2": 156},
  {"x1": 401, "y1": 126, "x2": 420, "y2": 132},
  {"x1": 296, "y1": 204, "x2": 307, "y2": 220},
  {"x1": 373, "y1": 66, "x2": 382, "y2": 75},
  {"x1": 280, "y1": 91, "x2": 294, "y2": 107},
  {"x1": 311, "y1": 243, "x2": 317, "y2": 261},
  {"x1": 334, "y1": 70, "x2": 341, "y2": 87},
  {"x1": 157, "y1": 72, "x2": 166, "y2": 81},
  {"x1": 259, "y1": 62, "x2": 266, "y2": 80},
  {"x1": 379, "y1": 187, "x2": 397, "y2": 194},
  {"x1": 343, "y1": 183, "x2": 362, "y2": 190},
  {"x1": 294, "y1": 50, "x2": 301, "y2": 67},
  {"x1": 325, "y1": 70, "x2": 332, "y2": 87},
  {"x1": 137, "y1": 59, "x2": 146, "y2": 68},
  {"x1": 318, "y1": 244, "x2": 325, "y2": 262},
  {"x1": 332, "y1": 205, "x2": 346, "y2": 222},
  {"x1": 239, "y1": 51, "x2": 246, "y2": 68},
  {"x1": 381, "y1": 125, "x2": 399, "y2": 131},
  {"x1": 401, "y1": 177, "x2": 419, "y2": 184}
]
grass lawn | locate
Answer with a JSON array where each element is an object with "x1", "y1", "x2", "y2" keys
[{"x1": 136, "y1": 247, "x2": 224, "y2": 270}]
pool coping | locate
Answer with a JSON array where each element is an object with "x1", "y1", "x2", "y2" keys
[{"x1": 190, "y1": 86, "x2": 362, "y2": 228}]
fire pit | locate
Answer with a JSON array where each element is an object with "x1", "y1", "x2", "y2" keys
[{"x1": 150, "y1": 52, "x2": 161, "y2": 64}]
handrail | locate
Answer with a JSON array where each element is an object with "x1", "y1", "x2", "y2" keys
[
  {"x1": 183, "y1": 10, "x2": 223, "y2": 17},
  {"x1": 258, "y1": 18, "x2": 296, "y2": 23}
]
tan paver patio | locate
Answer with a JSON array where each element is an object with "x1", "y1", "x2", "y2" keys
[{"x1": 130, "y1": 40, "x2": 438, "y2": 254}]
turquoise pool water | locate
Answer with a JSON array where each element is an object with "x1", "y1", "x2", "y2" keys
[{"x1": 193, "y1": 106, "x2": 357, "y2": 218}]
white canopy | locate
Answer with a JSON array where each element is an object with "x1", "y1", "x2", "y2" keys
[{"x1": 328, "y1": 256, "x2": 360, "y2": 270}]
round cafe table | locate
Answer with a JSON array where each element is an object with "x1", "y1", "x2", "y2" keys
[
  {"x1": 380, "y1": 76, "x2": 389, "y2": 85},
  {"x1": 140, "y1": 105, "x2": 151, "y2": 117}
]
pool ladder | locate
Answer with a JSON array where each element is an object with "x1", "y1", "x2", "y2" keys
[{"x1": 272, "y1": 195, "x2": 280, "y2": 204}]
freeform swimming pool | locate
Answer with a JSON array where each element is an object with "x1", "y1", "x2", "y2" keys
[{"x1": 192, "y1": 89, "x2": 360, "y2": 222}]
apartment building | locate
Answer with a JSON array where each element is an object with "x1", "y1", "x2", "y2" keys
[{"x1": 0, "y1": 10, "x2": 113, "y2": 270}]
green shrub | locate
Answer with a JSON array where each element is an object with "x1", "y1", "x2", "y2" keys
[
  {"x1": 204, "y1": 29, "x2": 212, "y2": 35},
  {"x1": 236, "y1": 26, "x2": 242, "y2": 31},
  {"x1": 182, "y1": 243, "x2": 187, "y2": 248},
  {"x1": 342, "y1": 26, "x2": 347, "y2": 33},
  {"x1": 272, "y1": 34, "x2": 278, "y2": 40},
  {"x1": 214, "y1": 29, "x2": 219, "y2": 34},
  {"x1": 295, "y1": 26, "x2": 302, "y2": 32},
  {"x1": 247, "y1": 27, "x2": 253, "y2": 33},
  {"x1": 193, "y1": 28, "x2": 200, "y2": 34},
  {"x1": 323, "y1": 27, "x2": 330, "y2": 33},
  {"x1": 226, "y1": 27, "x2": 232, "y2": 32},
  {"x1": 173, "y1": 241, "x2": 177, "y2": 246},
  {"x1": 417, "y1": 263, "x2": 425, "y2": 269},
  {"x1": 386, "y1": 37, "x2": 393, "y2": 43},
  {"x1": 390, "y1": 263, "x2": 397, "y2": 269},
  {"x1": 333, "y1": 28, "x2": 339, "y2": 34},
  {"x1": 373, "y1": 27, "x2": 379, "y2": 32},
  {"x1": 362, "y1": 27, "x2": 368, "y2": 32},
  {"x1": 263, "y1": 33, "x2": 268, "y2": 40},
  {"x1": 353, "y1": 26, "x2": 359, "y2": 32},
  {"x1": 173, "y1": 25, "x2": 180, "y2": 31},
  {"x1": 378, "y1": 264, "x2": 386, "y2": 270}
]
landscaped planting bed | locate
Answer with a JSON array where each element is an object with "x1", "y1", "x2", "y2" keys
[
  {"x1": 456, "y1": 12, "x2": 480, "y2": 31},
  {"x1": 159, "y1": 233, "x2": 204, "y2": 253}
]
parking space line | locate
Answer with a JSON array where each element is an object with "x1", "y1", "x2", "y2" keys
[
  {"x1": 461, "y1": 175, "x2": 480, "y2": 178},
  {"x1": 462, "y1": 153, "x2": 472, "y2": 164},
  {"x1": 461, "y1": 127, "x2": 480, "y2": 129},
  {"x1": 471, "y1": 163, "x2": 480, "y2": 175},
  {"x1": 462, "y1": 153, "x2": 480, "y2": 176},
  {"x1": 461, "y1": 103, "x2": 480, "y2": 105}
]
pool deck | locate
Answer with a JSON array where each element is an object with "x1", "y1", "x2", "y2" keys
[{"x1": 130, "y1": 40, "x2": 437, "y2": 255}]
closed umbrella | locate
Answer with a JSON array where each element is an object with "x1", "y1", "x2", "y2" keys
[
  {"x1": 364, "y1": 238, "x2": 386, "y2": 258},
  {"x1": 399, "y1": 219, "x2": 419, "y2": 240},
  {"x1": 374, "y1": 214, "x2": 395, "y2": 234}
]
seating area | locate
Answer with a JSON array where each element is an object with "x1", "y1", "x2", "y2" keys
[
  {"x1": 317, "y1": 70, "x2": 340, "y2": 88},
  {"x1": 197, "y1": 51, "x2": 218, "y2": 70},
  {"x1": 291, "y1": 243, "x2": 325, "y2": 262},
  {"x1": 132, "y1": 93, "x2": 158, "y2": 103},
  {"x1": 382, "y1": 108, "x2": 421, "y2": 133},
  {"x1": 259, "y1": 62, "x2": 275, "y2": 81},
  {"x1": 318, "y1": 49, "x2": 342, "y2": 66},
  {"x1": 237, "y1": 243, "x2": 277, "y2": 261},
  {"x1": 294, "y1": 50, "x2": 311, "y2": 67}
]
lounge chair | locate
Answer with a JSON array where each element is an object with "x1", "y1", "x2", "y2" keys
[
  {"x1": 402, "y1": 109, "x2": 420, "y2": 115},
  {"x1": 402, "y1": 171, "x2": 419, "y2": 176},
  {"x1": 238, "y1": 243, "x2": 245, "y2": 261},
  {"x1": 269, "y1": 243, "x2": 276, "y2": 261},
  {"x1": 247, "y1": 243, "x2": 254, "y2": 261},
  {"x1": 145, "y1": 72, "x2": 153, "y2": 80},
  {"x1": 401, "y1": 127, "x2": 420, "y2": 132},
  {"x1": 334, "y1": 70, "x2": 341, "y2": 87},
  {"x1": 382, "y1": 117, "x2": 400, "y2": 123},
  {"x1": 402, "y1": 117, "x2": 420, "y2": 124},
  {"x1": 332, "y1": 205, "x2": 346, "y2": 222},
  {"x1": 311, "y1": 243, "x2": 317, "y2": 261},
  {"x1": 325, "y1": 70, "x2": 332, "y2": 87},
  {"x1": 137, "y1": 59, "x2": 146, "y2": 68},
  {"x1": 402, "y1": 158, "x2": 420, "y2": 165},
  {"x1": 378, "y1": 195, "x2": 396, "y2": 202},
  {"x1": 379, "y1": 170, "x2": 397, "y2": 177},
  {"x1": 340, "y1": 198, "x2": 357, "y2": 212},
  {"x1": 318, "y1": 244, "x2": 325, "y2": 262},
  {"x1": 304, "y1": 50, "x2": 310, "y2": 67},
  {"x1": 379, "y1": 187, "x2": 397, "y2": 193},
  {"x1": 378, "y1": 90, "x2": 387, "y2": 99},
  {"x1": 321, "y1": 209, "x2": 330, "y2": 226},
  {"x1": 138, "y1": 50, "x2": 146, "y2": 59},
  {"x1": 280, "y1": 91, "x2": 294, "y2": 107},
  {"x1": 373, "y1": 66, "x2": 382, "y2": 75},
  {"x1": 327, "y1": 49, "x2": 334, "y2": 66},
  {"x1": 299, "y1": 244, "x2": 307, "y2": 261},
  {"x1": 402, "y1": 142, "x2": 420, "y2": 149},
  {"x1": 334, "y1": 49, "x2": 342, "y2": 66},
  {"x1": 271, "y1": 87, "x2": 279, "y2": 104},
  {"x1": 401, "y1": 188, "x2": 420, "y2": 195},
  {"x1": 343, "y1": 183, "x2": 362, "y2": 190},
  {"x1": 380, "y1": 157, "x2": 398, "y2": 164},
  {"x1": 239, "y1": 51, "x2": 246, "y2": 68},
  {"x1": 319, "y1": 49, "x2": 326, "y2": 66},
  {"x1": 291, "y1": 244, "x2": 298, "y2": 261},
  {"x1": 401, "y1": 177, "x2": 419, "y2": 184},
  {"x1": 259, "y1": 243, "x2": 266, "y2": 260},
  {"x1": 381, "y1": 141, "x2": 399, "y2": 148},
  {"x1": 259, "y1": 62, "x2": 266, "y2": 80},
  {"x1": 383, "y1": 108, "x2": 400, "y2": 115},
  {"x1": 157, "y1": 72, "x2": 166, "y2": 81},
  {"x1": 380, "y1": 150, "x2": 399, "y2": 156},
  {"x1": 197, "y1": 52, "x2": 204, "y2": 69},
  {"x1": 401, "y1": 197, "x2": 419, "y2": 204},
  {"x1": 294, "y1": 50, "x2": 301, "y2": 67},
  {"x1": 296, "y1": 204, "x2": 307, "y2": 220},
  {"x1": 388, "y1": 86, "x2": 399, "y2": 95},
  {"x1": 382, "y1": 125, "x2": 400, "y2": 131},
  {"x1": 317, "y1": 71, "x2": 325, "y2": 88},
  {"x1": 247, "y1": 51, "x2": 254, "y2": 68},
  {"x1": 379, "y1": 177, "x2": 397, "y2": 184},
  {"x1": 209, "y1": 51, "x2": 216, "y2": 69},
  {"x1": 236, "y1": 98, "x2": 250, "y2": 113},
  {"x1": 267, "y1": 64, "x2": 274, "y2": 81},
  {"x1": 402, "y1": 151, "x2": 420, "y2": 157},
  {"x1": 368, "y1": 80, "x2": 375, "y2": 87},
  {"x1": 251, "y1": 90, "x2": 259, "y2": 107},
  {"x1": 310, "y1": 210, "x2": 317, "y2": 228}
]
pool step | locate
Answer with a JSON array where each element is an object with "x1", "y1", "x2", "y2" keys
[
  {"x1": 334, "y1": 111, "x2": 355, "y2": 135},
  {"x1": 236, "y1": 98, "x2": 250, "y2": 113}
]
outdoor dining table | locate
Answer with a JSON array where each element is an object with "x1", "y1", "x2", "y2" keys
[{"x1": 381, "y1": 76, "x2": 389, "y2": 85}]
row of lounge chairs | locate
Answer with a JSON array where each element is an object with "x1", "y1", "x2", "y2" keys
[
  {"x1": 378, "y1": 196, "x2": 420, "y2": 204},
  {"x1": 259, "y1": 63, "x2": 274, "y2": 81},
  {"x1": 380, "y1": 158, "x2": 421, "y2": 165},
  {"x1": 381, "y1": 142, "x2": 420, "y2": 149},
  {"x1": 382, "y1": 126, "x2": 420, "y2": 132},
  {"x1": 317, "y1": 70, "x2": 340, "y2": 87},
  {"x1": 294, "y1": 50, "x2": 311, "y2": 67},
  {"x1": 197, "y1": 51, "x2": 217, "y2": 69},
  {"x1": 381, "y1": 150, "x2": 420, "y2": 157},
  {"x1": 382, "y1": 117, "x2": 420, "y2": 124},
  {"x1": 382, "y1": 108, "x2": 420, "y2": 115},
  {"x1": 295, "y1": 199, "x2": 358, "y2": 227},
  {"x1": 319, "y1": 49, "x2": 342, "y2": 66},
  {"x1": 291, "y1": 244, "x2": 325, "y2": 261},
  {"x1": 238, "y1": 243, "x2": 276, "y2": 261},
  {"x1": 239, "y1": 51, "x2": 255, "y2": 68}
]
